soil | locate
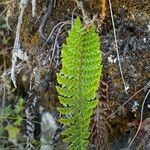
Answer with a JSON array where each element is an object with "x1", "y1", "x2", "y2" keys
[{"x1": 0, "y1": 0, "x2": 150, "y2": 149}]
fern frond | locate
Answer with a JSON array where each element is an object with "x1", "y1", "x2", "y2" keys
[
  {"x1": 91, "y1": 102, "x2": 109, "y2": 150},
  {"x1": 57, "y1": 17, "x2": 102, "y2": 150}
]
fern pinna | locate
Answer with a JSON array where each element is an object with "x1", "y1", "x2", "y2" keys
[{"x1": 57, "y1": 17, "x2": 102, "y2": 150}]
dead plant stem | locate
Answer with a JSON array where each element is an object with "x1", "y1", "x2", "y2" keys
[
  {"x1": 108, "y1": 0, "x2": 128, "y2": 94},
  {"x1": 107, "y1": 82, "x2": 150, "y2": 119},
  {"x1": 127, "y1": 89, "x2": 150, "y2": 149}
]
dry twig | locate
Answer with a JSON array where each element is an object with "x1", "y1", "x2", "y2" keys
[
  {"x1": 41, "y1": 21, "x2": 70, "y2": 49},
  {"x1": 107, "y1": 81, "x2": 150, "y2": 119},
  {"x1": 31, "y1": 0, "x2": 36, "y2": 17},
  {"x1": 108, "y1": 0, "x2": 128, "y2": 94},
  {"x1": 11, "y1": 0, "x2": 28, "y2": 87},
  {"x1": 39, "y1": 0, "x2": 54, "y2": 43},
  {"x1": 127, "y1": 89, "x2": 150, "y2": 149}
]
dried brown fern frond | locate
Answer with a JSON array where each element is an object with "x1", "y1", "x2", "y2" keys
[
  {"x1": 90, "y1": 79, "x2": 110, "y2": 150},
  {"x1": 90, "y1": 101, "x2": 110, "y2": 150},
  {"x1": 97, "y1": 79, "x2": 108, "y2": 102}
]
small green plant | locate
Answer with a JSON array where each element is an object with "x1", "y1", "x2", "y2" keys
[
  {"x1": 6, "y1": 97, "x2": 24, "y2": 141},
  {"x1": 0, "y1": 21, "x2": 10, "y2": 45},
  {"x1": 57, "y1": 17, "x2": 102, "y2": 150},
  {"x1": 0, "y1": 97, "x2": 24, "y2": 145}
]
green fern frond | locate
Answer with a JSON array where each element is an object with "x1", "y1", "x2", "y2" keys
[{"x1": 56, "y1": 17, "x2": 102, "y2": 150}]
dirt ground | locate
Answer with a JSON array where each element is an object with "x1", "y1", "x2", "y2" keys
[{"x1": 0, "y1": 0, "x2": 150, "y2": 149}]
